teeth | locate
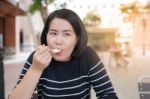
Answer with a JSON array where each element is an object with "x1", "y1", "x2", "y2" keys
[{"x1": 50, "y1": 48, "x2": 61, "y2": 53}]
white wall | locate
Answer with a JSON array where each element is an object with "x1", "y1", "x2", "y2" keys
[{"x1": 15, "y1": 11, "x2": 44, "y2": 54}]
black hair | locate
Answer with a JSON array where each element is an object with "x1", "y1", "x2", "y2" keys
[{"x1": 40, "y1": 9, "x2": 88, "y2": 57}]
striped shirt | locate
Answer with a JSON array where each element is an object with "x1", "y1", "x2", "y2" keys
[{"x1": 18, "y1": 47, "x2": 118, "y2": 99}]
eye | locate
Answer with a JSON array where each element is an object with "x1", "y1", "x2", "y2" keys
[
  {"x1": 48, "y1": 32, "x2": 57, "y2": 36},
  {"x1": 64, "y1": 32, "x2": 71, "y2": 37}
]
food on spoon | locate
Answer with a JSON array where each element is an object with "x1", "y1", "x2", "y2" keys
[{"x1": 50, "y1": 48, "x2": 61, "y2": 53}]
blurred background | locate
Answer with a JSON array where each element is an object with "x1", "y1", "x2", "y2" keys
[{"x1": 1, "y1": 0, "x2": 150, "y2": 99}]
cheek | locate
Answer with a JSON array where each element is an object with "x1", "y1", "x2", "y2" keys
[
  {"x1": 72, "y1": 37, "x2": 78, "y2": 46},
  {"x1": 46, "y1": 37, "x2": 53, "y2": 46},
  {"x1": 67, "y1": 39, "x2": 77, "y2": 49}
]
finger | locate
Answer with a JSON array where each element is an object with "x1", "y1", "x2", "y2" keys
[
  {"x1": 36, "y1": 45, "x2": 45, "y2": 50},
  {"x1": 45, "y1": 55, "x2": 52, "y2": 64},
  {"x1": 41, "y1": 50, "x2": 51, "y2": 58},
  {"x1": 44, "y1": 54, "x2": 52, "y2": 61},
  {"x1": 35, "y1": 45, "x2": 44, "y2": 54},
  {"x1": 36, "y1": 46, "x2": 50, "y2": 55},
  {"x1": 38, "y1": 52, "x2": 52, "y2": 65}
]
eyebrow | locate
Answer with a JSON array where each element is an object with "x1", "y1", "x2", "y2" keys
[
  {"x1": 63, "y1": 30, "x2": 72, "y2": 32},
  {"x1": 49, "y1": 29, "x2": 57, "y2": 32},
  {"x1": 49, "y1": 29, "x2": 72, "y2": 32}
]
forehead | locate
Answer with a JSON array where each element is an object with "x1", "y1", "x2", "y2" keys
[{"x1": 49, "y1": 18, "x2": 73, "y2": 29}]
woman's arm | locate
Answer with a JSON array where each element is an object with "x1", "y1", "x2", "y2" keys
[
  {"x1": 9, "y1": 66, "x2": 43, "y2": 99},
  {"x1": 89, "y1": 61, "x2": 118, "y2": 99},
  {"x1": 9, "y1": 45, "x2": 52, "y2": 99},
  {"x1": 86, "y1": 47, "x2": 118, "y2": 99}
]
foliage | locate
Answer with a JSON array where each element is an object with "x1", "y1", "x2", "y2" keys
[
  {"x1": 28, "y1": 0, "x2": 41, "y2": 14},
  {"x1": 120, "y1": 2, "x2": 150, "y2": 16},
  {"x1": 120, "y1": 2, "x2": 139, "y2": 15},
  {"x1": 28, "y1": 0, "x2": 55, "y2": 14},
  {"x1": 120, "y1": 1, "x2": 150, "y2": 22},
  {"x1": 83, "y1": 11, "x2": 101, "y2": 26}
]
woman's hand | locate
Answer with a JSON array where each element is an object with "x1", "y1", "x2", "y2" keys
[{"x1": 32, "y1": 45, "x2": 52, "y2": 71}]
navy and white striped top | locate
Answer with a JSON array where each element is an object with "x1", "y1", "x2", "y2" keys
[{"x1": 18, "y1": 47, "x2": 118, "y2": 99}]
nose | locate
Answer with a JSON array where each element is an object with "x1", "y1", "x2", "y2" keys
[{"x1": 55, "y1": 35, "x2": 63, "y2": 45}]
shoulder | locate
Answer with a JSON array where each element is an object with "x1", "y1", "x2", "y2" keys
[
  {"x1": 26, "y1": 51, "x2": 35, "y2": 64},
  {"x1": 81, "y1": 46, "x2": 101, "y2": 69},
  {"x1": 19, "y1": 51, "x2": 35, "y2": 76},
  {"x1": 83, "y1": 46, "x2": 100, "y2": 60},
  {"x1": 27, "y1": 51, "x2": 35, "y2": 61}
]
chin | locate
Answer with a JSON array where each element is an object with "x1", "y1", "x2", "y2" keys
[{"x1": 53, "y1": 57, "x2": 71, "y2": 62}]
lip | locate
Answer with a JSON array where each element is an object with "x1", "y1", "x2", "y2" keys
[{"x1": 54, "y1": 51, "x2": 62, "y2": 56}]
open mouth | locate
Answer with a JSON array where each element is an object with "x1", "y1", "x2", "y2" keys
[{"x1": 50, "y1": 48, "x2": 61, "y2": 53}]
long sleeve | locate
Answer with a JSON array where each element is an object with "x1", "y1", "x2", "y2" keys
[
  {"x1": 86, "y1": 47, "x2": 118, "y2": 99},
  {"x1": 17, "y1": 52, "x2": 34, "y2": 85},
  {"x1": 89, "y1": 61, "x2": 118, "y2": 99},
  {"x1": 15, "y1": 52, "x2": 43, "y2": 99}
]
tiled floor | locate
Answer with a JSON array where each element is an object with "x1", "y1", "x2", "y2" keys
[
  {"x1": 4, "y1": 62, "x2": 25, "y2": 99},
  {"x1": 100, "y1": 52, "x2": 150, "y2": 99},
  {"x1": 4, "y1": 52, "x2": 30, "y2": 99},
  {"x1": 4, "y1": 52, "x2": 150, "y2": 99}
]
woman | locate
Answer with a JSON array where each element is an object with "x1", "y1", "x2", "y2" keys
[{"x1": 9, "y1": 9, "x2": 118, "y2": 99}]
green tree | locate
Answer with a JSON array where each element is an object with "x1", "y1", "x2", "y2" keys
[{"x1": 28, "y1": 0, "x2": 55, "y2": 22}]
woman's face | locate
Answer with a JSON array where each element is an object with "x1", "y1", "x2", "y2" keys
[{"x1": 46, "y1": 18, "x2": 78, "y2": 62}]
